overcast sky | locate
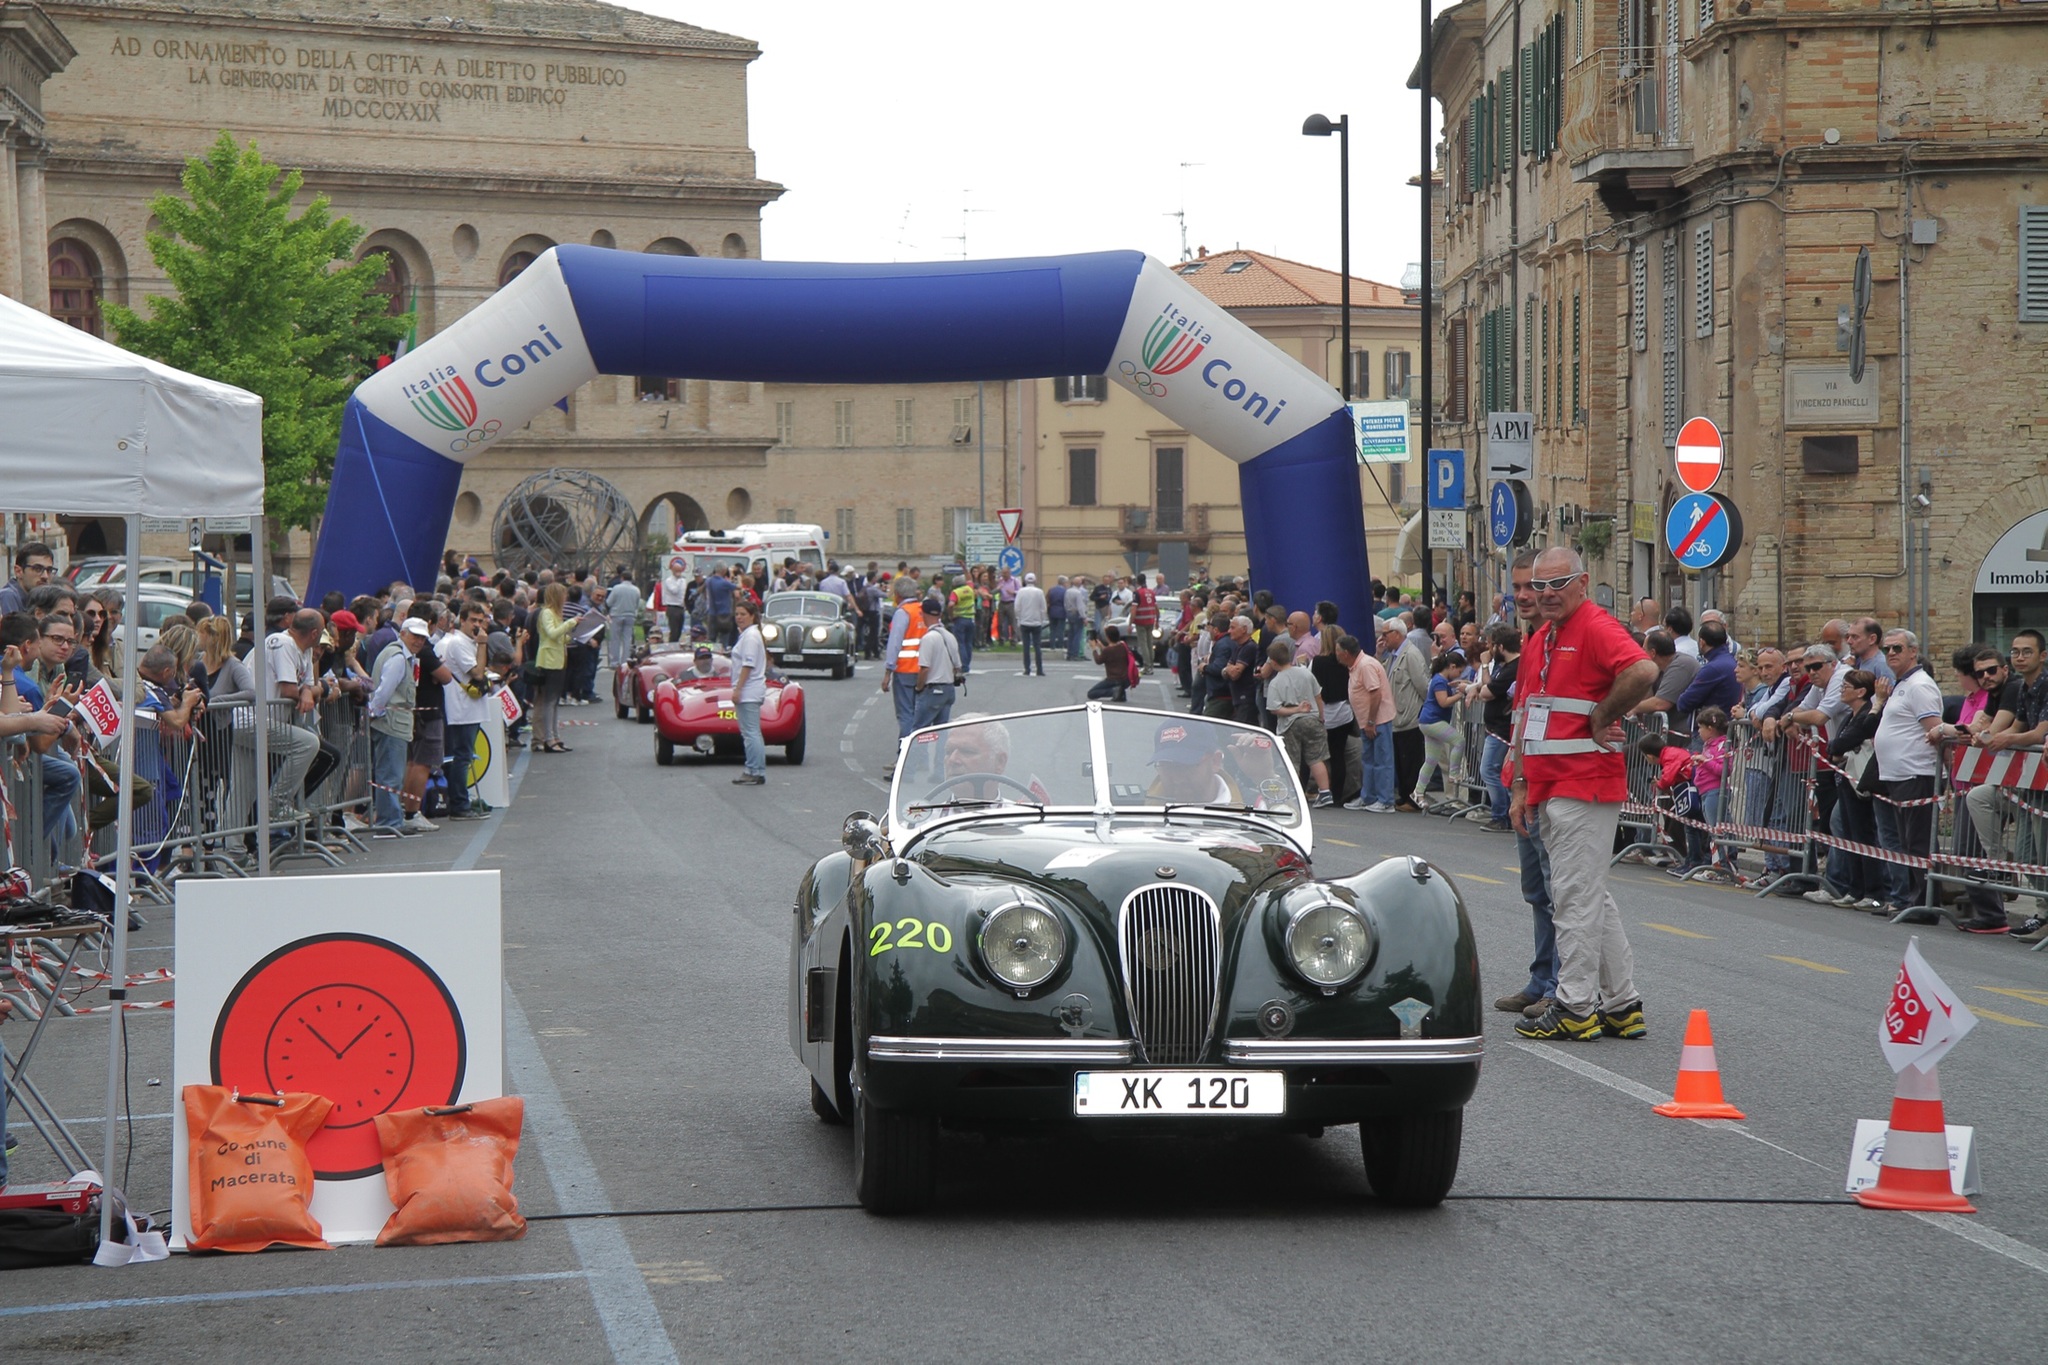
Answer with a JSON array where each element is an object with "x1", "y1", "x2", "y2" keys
[{"x1": 632, "y1": 0, "x2": 1450, "y2": 286}]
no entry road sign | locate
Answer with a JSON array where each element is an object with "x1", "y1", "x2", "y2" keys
[{"x1": 1675, "y1": 417, "x2": 1723, "y2": 494}]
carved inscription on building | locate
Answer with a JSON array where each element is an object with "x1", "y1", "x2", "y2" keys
[{"x1": 104, "y1": 33, "x2": 629, "y2": 124}]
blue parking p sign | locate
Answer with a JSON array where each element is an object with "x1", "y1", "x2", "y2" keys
[{"x1": 1427, "y1": 449, "x2": 1466, "y2": 510}]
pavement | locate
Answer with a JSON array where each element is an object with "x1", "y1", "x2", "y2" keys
[{"x1": 3, "y1": 655, "x2": 2046, "y2": 1362}]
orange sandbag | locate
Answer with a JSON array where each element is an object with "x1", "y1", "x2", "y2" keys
[
  {"x1": 183, "y1": 1085, "x2": 332, "y2": 1253},
  {"x1": 373, "y1": 1098, "x2": 527, "y2": 1247}
]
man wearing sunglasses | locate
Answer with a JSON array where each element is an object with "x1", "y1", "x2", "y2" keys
[
  {"x1": 1510, "y1": 548, "x2": 1658, "y2": 1042},
  {"x1": 1772, "y1": 643, "x2": 1850, "y2": 850},
  {"x1": 1950, "y1": 629, "x2": 2048, "y2": 938},
  {"x1": 1869, "y1": 630, "x2": 1948, "y2": 924}
]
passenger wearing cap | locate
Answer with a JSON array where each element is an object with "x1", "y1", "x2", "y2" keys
[
  {"x1": 908, "y1": 592, "x2": 965, "y2": 774},
  {"x1": 684, "y1": 645, "x2": 731, "y2": 680},
  {"x1": 1144, "y1": 720, "x2": 1245, "y2": 805},
  {"x1": 1013, "y1": 570, "x2": 1049, "y2": 677}
]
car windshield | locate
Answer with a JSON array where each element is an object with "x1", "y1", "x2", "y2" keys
[
  {"x1": 890, "y1": 706, "x2": 1306, "y2": 835},
  {"x1": 765, "y1": 593, "x2": 840, "y2": 620},
  {"x1": 1098, "y1": 709, "x2": 1305, "y2": 827}
]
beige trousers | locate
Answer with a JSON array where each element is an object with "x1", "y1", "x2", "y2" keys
[{"x1": 1537, "y1": 796, "x2": 1639, "y2": 1016}]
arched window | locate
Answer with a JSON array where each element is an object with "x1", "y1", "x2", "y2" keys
[
  {"x1": 366, "y1": 249, "x2": 411, "y2": 317},
  {"x1": 50, "y1": 239, "x2": 103, "y2": 335},
  {"x1": 499, "y1": 251, "x2": 538, "y2": 287}
]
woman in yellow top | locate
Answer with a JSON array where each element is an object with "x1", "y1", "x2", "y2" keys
[{"x1": 532, "y1": 582, "x2": 574, "y2": 752}]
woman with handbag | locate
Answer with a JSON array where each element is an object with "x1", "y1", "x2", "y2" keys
[{"x1": 1808, "y1": 669, "x2": 1882, "y2": 909}]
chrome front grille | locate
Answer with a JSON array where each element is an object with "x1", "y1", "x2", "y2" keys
[{"x1": 1117, "y1": 884, "x2": 1221, "y2": 1065}]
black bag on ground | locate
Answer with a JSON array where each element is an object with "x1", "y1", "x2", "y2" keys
[{"x1": 0, "y1": 1206, "x2": 100, "y2": 1270}]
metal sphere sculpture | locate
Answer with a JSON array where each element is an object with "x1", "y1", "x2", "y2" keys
[{"x1": 491, "y1": 467, "x2": 638, "y2": 576}]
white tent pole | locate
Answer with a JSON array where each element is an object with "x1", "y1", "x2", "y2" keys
[
  {"x1": 97, "y1": 513, "x2": 141, "y2": 1242},
  {"x1": 253, "y1": 522, "x2": 270, "y2": 874}
]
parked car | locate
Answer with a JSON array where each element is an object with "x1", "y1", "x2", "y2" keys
[
  {"x1": 789, "y1": 704, "x2": 1482, "y2": 1214},
  {"x1": 759, "y1": 591, "x2": 857, "y2": 679},
  {"x1": 70, "y1": 557, "x2": 296, "y2": 609},
  {"x1": 110, "y1": 589, "x2": 204, "y2": 654},
  {"x1": 651, "y1": 648, "x2": 806, "y2": 765}
]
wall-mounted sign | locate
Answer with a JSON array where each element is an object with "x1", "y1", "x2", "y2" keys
[
  {"x1": 1351, "y1": 401, "x2": 1411, "y2": 463},
  {"x1": 1785, "y1": 361, "x2": 1879, "y2": 428},
  {"x1": 1631, "y1": 501, "x2": 1660, "y2": 545},
  {"x1": 1975, "y1": 509, "x2": 2048, "y2": 595}
]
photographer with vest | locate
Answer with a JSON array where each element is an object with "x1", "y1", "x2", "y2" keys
[{"x1": 1509, "y1": 548, "x2": 1659, "y2": 1043}]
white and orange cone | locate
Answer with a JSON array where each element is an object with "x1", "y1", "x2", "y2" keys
[
  {"x1": 1652, "y1": 1009, "x2": 1746, "y2": 1120},
  {"x1": 1854, "y1": 1062, "x2": 1974, "y2": 1212}
]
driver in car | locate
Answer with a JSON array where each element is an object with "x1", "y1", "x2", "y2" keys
[
  {"x1": 1144, "y1": 720, "x2": 1246, "y2": 805},
  {"x1": 684, "y1": 645, "x2": 732, "y2": 680},
  {"x1": 1223, "y1": 732, "x2": 1296, "y2": 811},
  {"x1": 905, "y1": 713, "x2": 1050, "y2": 816}
]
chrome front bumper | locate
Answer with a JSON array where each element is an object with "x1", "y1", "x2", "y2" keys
[{"x1": 867, "y1": 1035, "x2": 1482, "y2": 1065}]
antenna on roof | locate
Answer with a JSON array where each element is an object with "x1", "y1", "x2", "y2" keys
[
  {"x1": 941, "y1": 189, "x2": 993, "y2": 261},
  {"x1": 1166, "y1": 162, "x2": 1203, "y2": 262}
]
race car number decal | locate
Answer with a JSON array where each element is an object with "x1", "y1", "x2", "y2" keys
[
  {"x1": 869, "y1": 917, "x2": 954, "y2": 956},
  {"x1": 716, "y1": 708, "x2": 737, "y2": 720}
]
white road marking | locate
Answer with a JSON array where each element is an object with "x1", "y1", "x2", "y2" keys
[
  {"x1": 1507, "y1": 1039, "x2": 2048, "y2": 1278},
  {"x1": 0, "y1": 1271, "x2": 589, "y2": 1319}
]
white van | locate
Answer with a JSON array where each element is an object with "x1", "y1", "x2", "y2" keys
[{"x1": 671, "y1": 524, "x2": 829, "y2": 581}]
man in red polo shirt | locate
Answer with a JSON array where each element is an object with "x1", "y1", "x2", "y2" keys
[{"x1": 1509, "y1": 547, "x2": 1659, "y2": 1042}]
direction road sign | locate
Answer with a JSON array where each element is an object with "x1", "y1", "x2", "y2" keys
[
  {"x1": 996, "y1": 508, "x2": 1023, "y2": 542},
  {"x1": 1351, "y1": 401, "x2": 1410, "y2": 463},
  {"x1": 1426, "y1": 448, "x2": 1466, "y2": 510},
  {"x1": 997, "y1": 545, "x2": 1024, "y2": 576},
  {"x1": 1675, "y1": 416, "x2": 1724, "y2": 494},
  {"x1": 1485, "y1": 412, "x2": 1535, "y2": 482},
  {"x1": 1488, "y1": 480, "x2": 1532, "y2": 549},
  {"x1": 962, "y1": 522, "x2": 1004, "y2": 566},
  {"x1": 1665, "y1": 492, "x2": 1740, "y2": 570}
]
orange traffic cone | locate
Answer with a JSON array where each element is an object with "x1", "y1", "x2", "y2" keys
[
  {"x1": 1854, "y1": 1063, "x2": 1974, "y2": 1212},
  {"x1": 1652, "y1": 1009, "x2": 1746, "y2": 1119}
]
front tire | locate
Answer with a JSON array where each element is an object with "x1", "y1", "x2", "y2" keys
[
  {"x1": 832, "y1": 659, "x2": 849, "y2": 680},
  {"x1": 616, "y1": 698, "x2": 630, "y2": 720},
  {"x1": 785, "y1": 720, "x2": 807, "y2": 765},
  {"x1": 655, "y1": 735, "x2": 675, "y2": 766},
  {"x1": 852, "y1": 1090, "x2": 936, "y2": 1214},
  {"x1": 1359, "y1": 1107, "x2": 1463, "y2": 1208},
  {"x1": 637, "y1": 702, "x2": 652, "y2": 724}
]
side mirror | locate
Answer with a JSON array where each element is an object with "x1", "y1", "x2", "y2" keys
[{"x1": 843, "y1": 811, "x2": 887, "y2": 862}]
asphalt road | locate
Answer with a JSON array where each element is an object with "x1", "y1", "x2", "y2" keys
[{"x1": 5, "y1": 651, "x2": 2047, "y2": 1363}]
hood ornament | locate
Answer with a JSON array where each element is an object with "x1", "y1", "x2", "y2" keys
[{"x1": 1155, "y1": 866, "x2": 1178, "y2": 879}]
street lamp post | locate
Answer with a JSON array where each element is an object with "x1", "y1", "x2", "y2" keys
[
  {"x1": 1301, "y1": 113, "x2": 1351, "y2": 415},
  {"x1": 1419, "y1": 0, "x2": 1434, "y2": 612}
]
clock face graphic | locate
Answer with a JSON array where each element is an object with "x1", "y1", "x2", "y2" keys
[
  {"x1": 468, "y1": 730, "x2": 493, "y2": 790},
  {"x1": 212, "y1": 933, "x2": 466, "y2": 1180}
]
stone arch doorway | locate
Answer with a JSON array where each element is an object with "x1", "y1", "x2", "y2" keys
[{"x1": 637, "y1": 492, "x2": 709, "y2": 581}]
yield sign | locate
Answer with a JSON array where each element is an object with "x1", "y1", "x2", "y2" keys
[
  {"x1": 996, "y1": 508, "x2": 1023, "y2": 543},
  {"x1": 1675, "y1": 416, "x2": 1723, "y2": 494}
]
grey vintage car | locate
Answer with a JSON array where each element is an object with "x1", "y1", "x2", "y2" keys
[
  {"x1": 760, "y1": 591, "x2": 858, "y2": 678},
  {"x1": 789, "y1": 704, "x2": 1484, "y2": 1214}
]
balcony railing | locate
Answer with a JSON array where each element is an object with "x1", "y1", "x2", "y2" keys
[
  {"x1": 1120, "y1": 504, "x2": 1209, "y2": 538},
  {"x1": 1563, "y1": 46, "x2": 1691, "y2": 171}
]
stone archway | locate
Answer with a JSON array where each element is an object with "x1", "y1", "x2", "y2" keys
[{"x1": 636, "y1": 492, "x2": 710, "y2": 580}]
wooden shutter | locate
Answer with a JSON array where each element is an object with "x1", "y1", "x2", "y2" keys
[
  {"x1": 1449, "y1": 318, "x2": 1469, "y2": 421},
  {"x1": 2022, "y1": 206, "x2": 2048, "y2": 324},
  {"x1": 1520, "y1": 44, "x2": 1535, "y2": 154}
]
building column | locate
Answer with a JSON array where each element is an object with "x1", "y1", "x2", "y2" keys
[
  {"x1": 0, "y1": 130, "x2": 20, "y2": 302},
  {"x1": 16, "y1": 141, "x2": 47, "y2": 312}
]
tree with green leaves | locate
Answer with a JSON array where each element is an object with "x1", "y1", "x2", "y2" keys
[{"x1": 103, "y1": 131, "x2": 408, "y2": 531}]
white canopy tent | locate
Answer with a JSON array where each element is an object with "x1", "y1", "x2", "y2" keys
[{"x1": 0, "y1": 290, "x2": 263, "y2": 1251}]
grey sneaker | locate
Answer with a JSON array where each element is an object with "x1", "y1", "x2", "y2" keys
[
  {"x1": 1364, "y1": 802, "x2": 1396, "y2": 814},
  {"x1": 1341, "y1": 798, "x2": 1369, "y2": 811}
]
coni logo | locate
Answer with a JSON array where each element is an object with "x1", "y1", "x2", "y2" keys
[
  {"x1": 404, "y1": 367, "x2": 501, "y2": 453},
  {"x1": 1119, "y1": 305, "x2": 1210, "y2": 397}
]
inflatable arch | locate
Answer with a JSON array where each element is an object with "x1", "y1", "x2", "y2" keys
[{"x1": 306, "y1": 247, "x2": 1372, "y2": 628}]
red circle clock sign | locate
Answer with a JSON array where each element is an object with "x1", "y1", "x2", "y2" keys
[
  {"x1": 1675, "y1": 417, "x2": 1724, "y2": 494},
  {"x1": 211, "y1": 933, "x2": 467, "y2": 1180}
]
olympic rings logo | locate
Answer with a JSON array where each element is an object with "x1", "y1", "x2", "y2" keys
[
  {"x1": 1118, "y1": 360, "x2": 1169, "y2": 398},
  {"x1": 447, "y1": 419, "x2": 503, "y2": 454}
]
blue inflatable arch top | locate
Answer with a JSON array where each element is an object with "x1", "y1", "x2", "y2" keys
[{"x1": 307, "y1": 245, "x2": 1371, "y2": 628}]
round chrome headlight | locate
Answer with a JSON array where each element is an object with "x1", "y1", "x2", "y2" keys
[
  {"x1": 761, "y1": 623, "x2": 781, "y2": 641},
  {"x1": 1286, "y1": 899, "x2": 1373, "y2": 989},
  {"x1": 810, "y1": 625, "x2": 830, "y2": 643},
  {"x1": 979, "y1": 900, "x2": 1068, "y2": 990}
]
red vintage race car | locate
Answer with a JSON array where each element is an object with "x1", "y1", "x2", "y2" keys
[
  {"x1": 652, "y1": 659, "x2": 807, "y2": 766},
  {"x1": 615, "y1": 641, "x2": 697, "y2": 723}
]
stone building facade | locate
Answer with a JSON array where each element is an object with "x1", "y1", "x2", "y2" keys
[
  {"x1": 9, "y1": 0, "x2": 1010, "y2": 579},
  {"x1": 1430, "y1": 0, "x2": 2048, "y2": 651},
  {"x1": 1020, "y1": 248, "x2": 1421, "y2": 588}
]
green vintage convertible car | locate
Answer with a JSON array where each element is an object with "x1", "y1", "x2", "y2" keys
[
  {"x1": 759, "y1": 590, "x2": 858, "y2": 678},
  {"x1": 788, "y1": 704, "x2": 1482, "y2": 1213}
]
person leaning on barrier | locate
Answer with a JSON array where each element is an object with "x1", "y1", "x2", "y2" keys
[
  {"x1": 1804, "y1": 669, "x2": 1885, "y2": 910},
  {"x1": 1940, "y1": 628, "x2": 2048, "y2": 939},
  {"x1": 1632, "y1": 629, "x2": 1700, "y2": 726},
  {"x1": 261, "y1": 609, "x2": 326, "y2": 830},
  {"x1": 366, "y1": 619, "x2": 427, "y2": 837}
]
